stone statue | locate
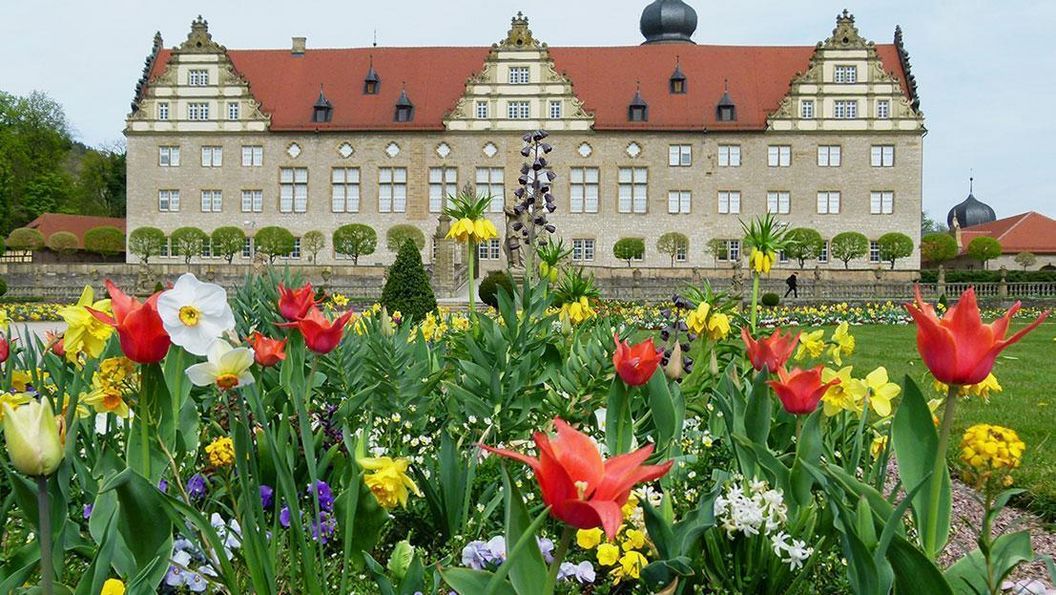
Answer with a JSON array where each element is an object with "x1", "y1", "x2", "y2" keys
[
  {"x1": 730, "y1": 260, "x2": 744, "y2": 297},
  {"x1": 503, "y1": 206, "x2": 524, "y2": 269},
  {"x1": 813, "y1": 265, "x2": 822, "y2": 283},
  {"x1": 134, "y1": 263, "x2": 159, "y2": 297}
]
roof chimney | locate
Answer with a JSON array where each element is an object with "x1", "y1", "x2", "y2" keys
[{"x1": 291, "y1": 36, "x2": 306, "y2": 55}]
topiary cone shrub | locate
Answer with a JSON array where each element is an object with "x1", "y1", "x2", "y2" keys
[
  {"x1": 381, "y1": 239, "x2": 437, "y2": 324},
  {"x1": 478, "y1": 270, "x2": 514, "y2": 309}
]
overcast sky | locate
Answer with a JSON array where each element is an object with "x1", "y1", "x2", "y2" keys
[{"x1": 2, "y1": 0, "x2": 1052, "y2": 220}]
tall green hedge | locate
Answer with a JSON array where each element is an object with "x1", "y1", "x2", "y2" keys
[
  {"x1": 920, "y1": 269, "x2": 1056, "y2": 283},
  {"x1": 381, "y1": 239, "x2": 437, "y2": 323}
]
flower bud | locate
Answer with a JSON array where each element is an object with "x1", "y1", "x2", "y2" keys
[
  {"x1": 387, "y1": 540, "x2": 416, "y2": 581},
  {"x1": 664, "y1": 342, "x2": 684, "y2": 380},
  {"x1": 2, "y1": 398, "x2": 64, "y2": 476}
]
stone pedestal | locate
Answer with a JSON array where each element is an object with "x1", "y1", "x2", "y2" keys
[{"x1": 432, "y1": 214, "x2": 460, "y2": 298}]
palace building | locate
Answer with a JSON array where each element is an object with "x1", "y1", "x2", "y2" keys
[{"x1": 125, "y1": 1, "x2": 925, "y2": 270}]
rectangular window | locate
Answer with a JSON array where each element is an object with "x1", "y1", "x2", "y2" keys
[
  {"x1": 801, "y1": 100, "x2": 814, "y2": 119},
  {"x1": 201, "y1": 146, "x2": 222, "y2": 167},
  {"x1": 158, "y1": 190, "x2": 179, "y2": 212},
  {"x1": 241, "y1": 146, "x2": 263, "y2": 167},
  {"x1": 834, "y1": 65, "x2": 858, "y2": 84},
  {"x1": 668, "y1": 145, "x2": 692, "y2": 167},
  {"x1": 876, "y1": 99, "x2": 890, "y2": 119},
  {"x1": 767, "y1": 191, "x2": 790, "y2": 214},
  {"x1": 617, "y1": 167, "x2": 648, "y2": 213},
  {"x1": 159, "y1": 146, "x2": 180, "y2": 167},
  {"x1": 818, "y1": 240, "x2": 829, "y2": 263},
  {"x1": 675, "y1": 241, "x2": 688, "y2": 262},
  {"x1": 572, "y1": 239, "x2": 595, "y2": 262},
  {"x1": 378, "y1": 167, "x2": 407, "y2": 213},
  {"x1": 200, "y1": 190, "x2": 222, "y2": 212},
  {"x1": 508, "y1": 66, "x2": 529, "y2": 84},
  {"x1": 834, "y1": 100, "x2": 858, "y2": 119},
  {"x1": 476, "y1": 167, "x2": 505, "y2": 212},
  {"x1": 667, "y1": 190, "x2": 691, "y2": 214},
  {"x1": 718, "y1": 145, "x2": 741, "y2": 167},
  {"x1": 718, "y1": 191, "x2": 741, "y2": 214},
  {"x1": 476, "y1": 101, "x2": 489, "y2": 119},
  {"x1": 227, "y1": 102, "x2": 240, "y2": 120},
  {"x1": 507, "y1": 101, "x2": 530, "y2": 119},
  {"x1": 767, "y1": 145, "x2": 791, "y2": 167},
  {"x1": 870, "y1": 191, "x2": 894, "y2": 214},
  {"x1": 241, "y1": 190, "x2": 263, "y2": 213},
  {"x1": 869, "y1": 240, "x2": 881, "y2": 263},
  {"x1": 429, "y1": 167, "x2": 457, "y2": 213},
  {"x1": 871, "y1": 145, "x2": 895, "y2": 167},
  {"x1": 188, "y1": 69, "x2": 209, "y2": 86},
  {"x1": 331, "y1": 168, "x2": 361, "y2": 213},
  {"x1": 717, "y1": 239, "x2": 741, "y2": 261},
  {"x1": 285, "y1": 238, "x2": 301, "y2": 260},
  {"x1": 549, "y1": 100, "x2": 562, "y2": 119},
  {"x1": 160, "y1": 238, "x2": 171, "y2": 257},
  {"x1": 280, "y1": 167, "x2": 308, "y2": 213},
  {"x1": 569, "y1": 167, "x2": 599, "y2": 213},
  {"x1": 157, "y1": 102, "x2": 169, "y2": 120},
  {"x1": 201, "y1": 238, "x2": 213, "y2": 258},
  {"x1": 816, "y1": 191, "x2": 841, "y2": 214},
  {"x1": 242, "y1": 238, "x2": 253, "y2": 259},
  {"x1": 187, "y1": 102, "x2": 210, "y2": 121},
  {"x1": 477, "y1": 238, "x2": 502, "y2": 260},
  {"x1": 817, "y1": 145, "x2": 841, "y2": 167}
]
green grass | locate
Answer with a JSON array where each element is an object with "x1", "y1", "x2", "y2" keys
[{"x1": 809, "y1": 321, "x2": 1056, "y2": 519}]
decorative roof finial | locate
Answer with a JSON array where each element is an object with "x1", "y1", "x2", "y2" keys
[
  {"x1": 501, "y1": 11, "x2": 537, "y2": 48},
  {"x1": 373, "y1": 29, "x2": 377, "y2": 48}
]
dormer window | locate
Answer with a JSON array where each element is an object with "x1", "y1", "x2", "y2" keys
[
  {"x1": 509, "y1": 66, "x2": 530, "y2": 84},
  {"x1": 312, "y1": 89, "x2": 333, "y2": 123},
  {"x1": 363, "y1": 58, "x2": 380, "y2": 95},
  {"x1": 394, "y1": 88, "x2": 414, "y2": 122},
  {"x1": 716, "y1": 84, "x2": 736, "y2": 122},
  {"x1": 188, "y1": 69, "x2": 209, "y2": 86},
  {"x1": 669, "y1": 61, "x2": 687, "y2": 94},
  {"x1": 628, "y1": 87, "x2": 648, "y2": 122},
  {"x1": 834, "y1": 65, "x2": 858, "y2": 84}
]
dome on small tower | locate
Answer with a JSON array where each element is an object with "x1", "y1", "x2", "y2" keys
[
  {"x1": 640, "y1": 0, "x2": 697, "y2": 44},
  {"x1": 947, "y1": 178, "x2": 997, "y2": 229}
]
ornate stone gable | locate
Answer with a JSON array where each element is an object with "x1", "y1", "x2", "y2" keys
[
  {"x1": 767, "y1": 10, "x2": 924, "y2": 132},
  {"x1": 444, "y1": 13, "x2": 594, "y2": 132}
]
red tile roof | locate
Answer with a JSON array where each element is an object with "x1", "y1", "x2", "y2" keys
[
  {"x1": 26, "y1": 213, "x2": 126, "y2": 249},
  {"x1": 960, "y1": 211, "x2": 1056, "y2": 254},
  {"x1": 148, "y1": 44, "x2": 911, "y2": 131}
]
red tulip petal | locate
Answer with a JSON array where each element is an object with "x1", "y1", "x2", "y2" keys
[
  {"x1": 549, "y1": 418, "x2": 605, "y2": 489},
  {"x1": 560, "y1": 499, "x2": 624, "y2": 540},
  {"x1": 479, "y1": 444, "x2": 540, "y2": 473}
]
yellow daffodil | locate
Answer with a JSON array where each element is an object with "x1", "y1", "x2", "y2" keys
[
  {"x1": 96, "y1": 357, "x2": 137, "y2": 392},
  {"x1": 828, "y1": 322, "x2": 855, "y2": 366},
  {"x1": 331, "y1": 293, "x2": 350, "y2": 308},
  {"x1": 205, "y1": 436, "x2": 235, "y2": 468},
  {"x1": 577, "y1": 527, "x2": 604, "y2": 549},
  {"x1": 82, "y1": 386, "x2": 130, "y2": 418},
  {"x1": 0, "y1": 392, "x2": 31, "y2": 422},
  {"x1": 862, "y1": 366, "x2": 901, "y2": 417},
  {"x1": 0, "y1": 308, "x2": 7, "y2": 331},
  {"x1": 934, "y1": 373, "x2": 1002, "y2": 400},
  {"x1": 621, "y1": 528, "x2": 647, "y2": 551},
  {"x1": 870, "y1": 434, "x2": 889, "y2": 459},
  {"x1": 821, "y1": 367, "x2": 865, "y2": 416},
  {"x1": 795, "y1": 330, "x2": 826, "y2": 361},
  {"x1": 60, "y1": 394, "x2": 91, "y2": 420},
  {"x1": 358, "y1": 456, "x2": 422, "y2": 509},
  {"x1": 686, "y1": 303, "x2": 710, "y2": 336},
  {"x1": 2, "y1": 397, "x2": 64, "y2": 476},
  {"x1": 58, "y1": 285, "x2": 114, "y2": 363},
  {"x1": 596, "y1": 542, "x2": 620, "y2": 566}
]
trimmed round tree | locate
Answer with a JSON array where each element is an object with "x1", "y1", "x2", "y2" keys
[
  {"x1": 967, "y1": 236, "x2": 1002, "y2": 270},
  {"x1": 920, "y1": 232, "x2": 958, "y2": 266},
  {"x1": 877, "y1": 232, "x2": 914, "y2": 270},
  {"x1": 46, "y1": 231, "x2": 79, "y2": 258},
  {"x1": 170, "y1": 226, "x2": 209, "y2": 265},
  {"x1": 333, "y1": 223, "x2": 377, "y2": 265},
  {"x1": 656, "y1": 232, "x2": 688, "y2": 266},
  {"x1": 830, "y1": 231, "x2": 869, "y2": 269},
  {"x1": 1014, "y1": 252, "x2": 1037, "y2": 271},
  {"x1": 381, "y1": 239, "x2": 437, "y2": 323},
  {"x1": 784, "y1": 228, "x2": 824, "y2": 268},
  {"x1": 6, "y1": 228, "x2": 45, "y2": 253},
  {"x1": 254, "y1": 226, "x2": 296, "y2": 263},
  {"x1": 386, "y1": 224, "x2": 426, "y2": 253},
  {"x1": 127, "y1": 227, "x2": 166, "y2": 264},
  {"x1": 211, "y1": 226, "x2": 246, "y2": 264},
  {"x1": 84, "y1": 226, "x2": 125, "y2": 258},
  {"x1": 301, "y1": 230, "x2": 326, "y2": 263},
  {"x1": 613, "y1": 237, "x2": 645, "y2": 267}
]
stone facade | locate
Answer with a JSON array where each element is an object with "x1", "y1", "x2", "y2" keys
[{"x1": 125, "y1": 11, "x2": 925, "y2": 274}]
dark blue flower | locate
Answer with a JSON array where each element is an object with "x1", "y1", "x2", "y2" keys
[
  {"x1": 279, "y1": 506, "x2": 291, "y2": 528},
  {"x1": 260, "y1": 484, "x2": 274, "y2": 509},
  {"x1": 308, "y1": 480, "x2": 334, "y2": 512},
  {"x1": 186, "y1": 474, "x2": 207, "y2": 500}
]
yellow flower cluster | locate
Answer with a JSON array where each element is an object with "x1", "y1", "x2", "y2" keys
[
  {"x1": 447, "y1": 217, "x2": 498, "y2": 244},
  {"x1": 795, "y1": 323, "x2": 854, "y2": 365},
  {"x1": 959, "y1": 424, "x2": 1025, "y2": 489},
  {"x1": 749, "y1": 248, "x2": 777, "y2": 274},
  {"x1": 560, "y1": 297, "x2": 596, "y2": 325},
  {"x1": 359, "y1": 456, "x2": 422, "y2": 509},
  {"x1": 685, "y1": 302, "x2": 731, "y2": 341},
  {"x1": 933, "y1": 374, "x2": 1002, "y2": 401},
  {"x1": 576, "y1": 494, "x2": 650, "y2": 584},
  {"x1": 0, "y1": 303, "x2": 67, "y2": 323},
  {"x1": 205, "y1": 436, "x2": 235, "y2": 468},
  {"x1": 820, "y1": 366, "x2": 901, "y2": 418},
  {"x1": 330, "y1": 293, "x2": 350, "y2": 308},
  {"x1": 416, "y1": 309, "x2": 470, "y2": 342},
  {"x1": 82, "y1": 357, "x2": 138, "y2": 419}
]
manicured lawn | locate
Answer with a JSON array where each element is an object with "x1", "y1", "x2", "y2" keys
[{"x1": 810, "y1": 321, "x2": 1056, "y2": 518}]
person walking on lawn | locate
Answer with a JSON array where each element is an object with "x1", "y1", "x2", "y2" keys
[{"x1": 784, "y1": 272, "x2": 798, "y2": 299}]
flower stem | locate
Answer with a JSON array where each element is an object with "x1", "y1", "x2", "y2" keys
[
  {"x1": 543, "y1": 525, "x2": 575, "y2": 594},
  {"x1": 467, "y1": 241, "x2": 476, "y2": 312},
  {"x1": 982, "y1": 490, "x2": 996, "y2": 594},
  {"x1": 926, "y1": 384, "x2": 958, "y2": 558},
  {"x1": 37, "y1": 475, "x2": 53, "y2": 595},
  {"x1": 750, "y1": 273, "x2": 760, "y2": 332}
]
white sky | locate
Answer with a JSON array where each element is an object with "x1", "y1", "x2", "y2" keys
[{"x1": 2, "y1": 0, "x2": 1053, "y2": 220}]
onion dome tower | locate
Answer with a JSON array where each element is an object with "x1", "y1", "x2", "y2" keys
[
  {"x1": 947, "y1": 177, "x2": 997, "y2": 229},
  {"x1": 640, "y1": 0, "x2": 698, "y2": 44}
]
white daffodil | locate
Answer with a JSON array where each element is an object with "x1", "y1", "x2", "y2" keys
[
  {"x1": 186, "y1": 340, "x2": 255, "y2": 390},
  {"x1": 158, "y1": 273, "x2": 235, "y2": 356}
]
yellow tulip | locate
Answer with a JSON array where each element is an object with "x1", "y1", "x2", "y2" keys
[{"x1": 1, "y1": 397, "x2": 64, "y2": 476}]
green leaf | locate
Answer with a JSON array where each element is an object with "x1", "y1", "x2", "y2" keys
[
  {"x1": 494, "y1": 466, "x2": 548, "y2": 595},
  {"x1": 744, "y1": 369, "x2": 773, "y2": 445},
  {"x1": 888, "y1": 535, "x2": 952, "y2": 595},
  {"x1": 396, "y1": 555, "x2": 426, "y2": 595},
  {"x1": 790, "y1": 409, "x2": 823, "y2": 508},
  {"x1": 945, "y1": 531, "x2": 1033, "y2": 594},
  {"x1": 892, "y1": 375, "x2": 950, "y2": 557},
  {"x1": 100, "y1": 468, "x2": 174, "y2": 590},
  {"x1": 645, "y1": 372, "x2": 678, "y2": 457},
  {"x1": 605, "y1": 379, "x2": 633, "y2": 456},
  {"x1": 441, "y1": 568, "x2": 517, "y2": 595}
]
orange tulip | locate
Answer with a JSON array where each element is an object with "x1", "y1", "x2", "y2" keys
[
  {"x1": 767, "y1": 366, "x2": 838, "y2": 415},
  {"x1": 612, "y1": 334, "x2": 662, "y2": 387},
  {"x1": 741, "y1": 327, "x2": 799, "y2": 373},
  {"x1": 247, "y1": 331, "x2": 287, "y2": 367},
  {"x1": 279, "y1": 306, "x2": 353, "y2": 354}
]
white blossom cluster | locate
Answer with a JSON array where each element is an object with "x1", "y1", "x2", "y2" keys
[{"x1": 714, "y1": 479, "x2": 812, "y2": 570}]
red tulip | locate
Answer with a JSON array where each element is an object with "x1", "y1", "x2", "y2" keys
[
  {"x1": 278, "y1": 282, "x2": 318, "y2": 321},
  {"x1": 767, "y1": 366, "x2": 838, "y2": 415},
  {"x1": 0, "y1": 336, "x2": 9, "y2": 363},
  {"x1": 741, "y1": 327, "x2": 799, "y2": 373},
  {"x1": 89, "y1": 280, "x2": 171, "y2": 364},
  {"x1": 482, "y1": 418, "x2": 672, "y2": 539},
  {"x1": 905, "y1": 286, "x2": 1049, "y2": 386},
  {"x1": 248, "y1": 331, "x2": 287, "y2": 367},
  {"x1": 278, "y1": 306, "x2": 353, "y2": 354},
  {"x1": 44, "y1": 331, "x2": 64, "y2": 358},
  {"x1": 612, "y1": 334, "x2": 662, "y2": 387}
]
